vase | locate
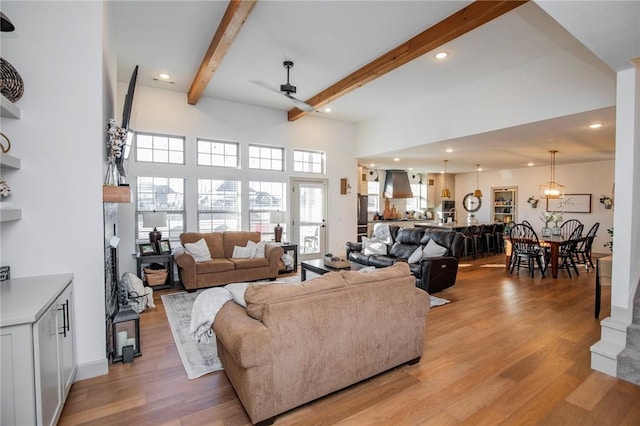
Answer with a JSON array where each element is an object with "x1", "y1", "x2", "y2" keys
[
  {"x1": 542, "y1": 226, "x2": 552, "y2": 237},
  {"x1": 104, "y1": 158, "x2": 119, "y2": 186},
  {"x1": 551, "y1": 225, "x2": 561, "y2": 236}
]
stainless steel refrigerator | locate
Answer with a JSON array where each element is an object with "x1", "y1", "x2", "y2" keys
[{"x1": 357, "y1": 195, "x2": 368, "y2": 241}]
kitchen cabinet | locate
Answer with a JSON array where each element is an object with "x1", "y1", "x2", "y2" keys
[
  {"x1": 492, "y1": 187, "x2": 517, "y2": 223},
  {"x1": 1, "y1": 274, "x2": 75, "y2": 426}
]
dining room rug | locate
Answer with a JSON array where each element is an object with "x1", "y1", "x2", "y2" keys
[{"x1": 161, "y1": 291, "x2": 222, "y2": 380}]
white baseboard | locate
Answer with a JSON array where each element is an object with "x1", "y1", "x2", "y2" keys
[{"x1": 74, "y1": 358, "x2": 109, "y2": 381}]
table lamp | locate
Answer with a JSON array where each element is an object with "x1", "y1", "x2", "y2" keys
[
  {"x1": 270, "y1": 211, "x2": 286, "y2": 243},
  {"x1": 143, "y1": 211, "x2": 167, "y2": 243}
]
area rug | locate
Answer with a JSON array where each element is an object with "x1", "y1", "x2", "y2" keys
[
  {"x1": 161, "y1": 291, "x2": 222, "y2": 380},
  {"x1": 430, "y1": 295, "x2": 450, "y2": 307}
]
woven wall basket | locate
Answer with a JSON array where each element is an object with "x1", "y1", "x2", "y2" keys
[{"x1": 0, "y1": 57, "x2": 24, "y2": 102}]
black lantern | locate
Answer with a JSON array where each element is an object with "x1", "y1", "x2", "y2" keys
[{"x1": 112, "y1": 305, "x2": 141, "y2": 363}]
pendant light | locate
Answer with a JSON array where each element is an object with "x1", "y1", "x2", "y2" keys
[
  {"x1": 539, "y1": 150, "x2": 564, "y2": 199},
  {"x1": 473, "y1": 164, "x2": 483, "y2": 197},
  {"x1": 441, "y1": 160, "x2": 451, "y2": 198}
]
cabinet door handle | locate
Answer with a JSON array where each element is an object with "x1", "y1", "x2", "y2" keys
[
  {"x1": 65, "y1": 299, "x2": 70, "y2": 333},
  {"x1": 58, "y1": 304, "x2": 67, "y2": 338}
]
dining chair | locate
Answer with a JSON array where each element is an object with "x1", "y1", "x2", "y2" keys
[
  {"x1": 509, "y1": 223, "x2": 546, "y2": 277},
  {"x1": 574, "y1": 222, "x2": 599, "y2": 270},
  {"x1": 560, "y1": 219, "x2": 582, "y2": 240},
  {"x1": 558, "y1": 224, "x2": 584, "y2": 277}
]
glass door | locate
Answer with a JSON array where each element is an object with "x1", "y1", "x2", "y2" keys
[{"x1": 291, "y1": 179, "x2": 327, "y2": 261}]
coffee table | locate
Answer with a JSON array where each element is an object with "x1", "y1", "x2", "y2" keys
[{"x1": 300, "y1": 259, "x2": 365, "y2": 281}]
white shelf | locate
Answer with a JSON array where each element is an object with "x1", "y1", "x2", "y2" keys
[
  {"x1": 0, "y1": 95, "x2": 20, "y2": 119},
  {"x1": 0, "y1": 208, "x2": 22, "y2": 222},
  {"x1": 0, "y1": 153, "x2": 21, "y2": 169}
]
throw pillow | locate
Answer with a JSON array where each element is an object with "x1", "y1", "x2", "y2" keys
[
  {"x1": 422, "y1": 239, "x2": 448, "y2": 258},
  {"x1": 232, "y1": 245, "x2": 254, "y2": 258},
  {"x1": 184, "y1": 238, "x2": 212, "y2": 262},
  {"x1": 362, "y1": 237, "x2": 388, "y2": 255},
  {"x1": 246, "y1": 240, "x2": 266, "y2": 258},
  {"x1": 407, "y1": 246, "x2": 423, "y2": 264}
]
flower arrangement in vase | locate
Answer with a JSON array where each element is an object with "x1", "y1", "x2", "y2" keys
[
  {"x1": 540, "y1": 212, "x2": 553, "y2": 236},
  {"x1": 104, "y1": 119, "x2": 127, "y2": 186},
  {"x1": 599, "y1": 195, "x2": 613, "y2": 209}
]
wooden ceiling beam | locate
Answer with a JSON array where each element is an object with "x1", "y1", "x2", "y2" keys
[
  {"x1": 188, "y1": 0, "x2": 257, "y2": 105},
  {"x1": 287, "y1": 0, "x2": 528, "y2": 121}
]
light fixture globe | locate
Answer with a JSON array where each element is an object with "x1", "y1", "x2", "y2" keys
[{"x1": 539, "y1": 150, "x2": 564, "y2": 199}]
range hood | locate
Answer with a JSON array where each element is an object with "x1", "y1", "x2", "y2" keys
[{"x1": 383, "y1": 170, "x2": 413, "y2": 199}]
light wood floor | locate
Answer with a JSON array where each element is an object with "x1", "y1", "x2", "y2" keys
[{"x1": 59, "y1": 254, "x2": 640, "y2": 425}]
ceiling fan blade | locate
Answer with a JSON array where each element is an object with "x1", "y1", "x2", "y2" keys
[
  {"x1": 251, "y1": 79, "x2": 281, "y2": 95},
  {"x1": 285, "y1": 93, "x2": 315, "y2": 112}
]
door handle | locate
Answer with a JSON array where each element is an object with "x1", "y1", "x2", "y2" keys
[{"x1": 57, "y1": 302, "x2": 67, "y2": 338}]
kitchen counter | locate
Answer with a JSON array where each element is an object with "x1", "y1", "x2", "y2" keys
[{"x1": 368, "y1": 219, "x2": 437, "y2": 224}]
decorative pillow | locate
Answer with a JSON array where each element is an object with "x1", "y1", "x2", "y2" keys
[
  {"x1": 407, "y1": 246, "x2": 423, "y2": 263},
  {"x1": 224, "y1": 282, "x2": 250, "y2": 307},
  {"x1": 422, "y1": 239, "x2": 448, "y2": 258},
  {"x1": 232, "y1": 245, "x2": 254, "y2": 258},
  {"x1": 362, "y1": 237, "x2": 388, "y2": 255},
  {"x1": 246, "y1": 240, "x2": 266, "y2": 258},
  {"x1": 184, "y1": 238, "x2": 212, "y2": 262}
]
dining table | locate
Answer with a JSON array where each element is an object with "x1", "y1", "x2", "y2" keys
[{"x1": 503, "y1": 233, "x2": 586, "y2": 279}]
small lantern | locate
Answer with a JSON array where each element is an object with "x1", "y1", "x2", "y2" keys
[{"x1": 112, "y1": 305, "x2": 141, "y2": 363}]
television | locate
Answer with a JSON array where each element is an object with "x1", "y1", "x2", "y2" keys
[{"x1": 116, "y1": 65, "x2": 138, "y2": 178}]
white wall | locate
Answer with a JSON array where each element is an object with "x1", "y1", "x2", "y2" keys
[
  {"x1": 116, "y1": 85, "x2": 357, "y2": 275},
  {"x1": 454, "y1": 160, "x2": 615, "y2": 253},
  {"x1": 0, "y1": 2, "x2": 107, "y2": 377}
]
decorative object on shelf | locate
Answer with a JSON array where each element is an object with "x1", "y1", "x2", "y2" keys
[
  {"x1": 324, "y1": 253, "x2": 351, "y2": 269},
  {"x1": 473, "y1": 164, "x2": 483, "y2": 197},
  {"x1": 142, "y1": 211, "x2": 167, "y2": 242},
  {"x1": 0, "y1": 57, "x2": 24, "y2": 102},
  {"x1": 156, "y1": 239, "x2": 172, "y2": 254},
  {"x1": 112, "y1": 305, "x2": 141, "y2": 363},
  {"x1": 527, "y1": 196, "x2": 539, "y2": 208},
  {"x1": 0, "y1": 132, "x2": 10, "y2": 153},
  {"x1": 340, "y1": 177, "x2": 351, "y2": 194},
  {"x1": 441, "y1": 159, "x2": 451, "y2": 198},
  {"x1": 599, "y1": 195, "x2": 613, "y2": 209},
  {"x1": 270, "y1": 210, "x2": 285, "y2": 242},
  {"x1": 467, "y1": 213, "x2": 479, "y2": 224},
  {"x1": 551, "y1": 212, "x2": 563, "y2": 236},
  {"x1": 540, "y1": 211, "x2": 553, "y2": 237},
  {"x1": 0, "y1": 180, "x2": 10, "y2": 197},
  {"x1": 0, "y1": 12, "x2": 15, "y2": 32},
  {"x1": 539, "y1": 150, "x2": 564, "y2": 199},
  {"x1": 104, "y1": 119, "x2": 127, "y2": 185},
  {"x1": 138, "y1": 242, "x2": 157, "y2": 256},
  {"x1": 382, "y1": 198, "x2": 392, "y2": 219}
]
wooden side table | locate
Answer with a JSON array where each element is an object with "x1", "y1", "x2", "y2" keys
[
  {"x1": 276, "y1": 243, "x2": 298, "y2": 273},
  {"x1": 136, "y1": 253, "x2": 174, "y2": 289}
]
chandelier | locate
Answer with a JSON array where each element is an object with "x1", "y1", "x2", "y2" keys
[{"x1": 539, "y1": 150, "x2": 564, "y2": 199}]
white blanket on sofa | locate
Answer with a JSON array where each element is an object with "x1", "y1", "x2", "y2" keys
[{"x1": 189, "y1": 288, "x2": 233, "y2": 343}]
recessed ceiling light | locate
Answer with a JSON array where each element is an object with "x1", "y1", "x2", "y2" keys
[
  {"x1": 393, "y1": 158, "x2": 400, "y2": 162},
  {"x1": 435, "y1": 52, "x2": 448, "y2": 60},
  {"x1": 369, "y1": 163, "x2": 375, "y2": 167},
  {"x1": 408, "y1": 167, "x2": 413, "y2": 171},
  {"x1": 159, "y1": 73, "x2": 170, "y2": 80},
  {"x1": 589, "y1": 123, "x2": 603, "y2": 129},
  {"x1": 528, "y1": 162, "x2": 535, "y2": 167},
  {"x1": 445, "y1": 148, "x2": 453, "y2": 153},
  {"x1": 323, "y1": 106, "x2": 332, "y2": 113}
]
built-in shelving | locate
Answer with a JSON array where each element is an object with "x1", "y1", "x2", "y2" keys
[
  {"x1": 0, "y1": 153, "x2": 21, "y2": 169},
  {"x1": 0, "y1": 209, "x2": 22, "y2": 222},
  {"x1": 492, "y1": 186, "x2": 517, "y2": 223},
  {"x1": 0, "y1": 95, "x2": 20, "y2": 119}
]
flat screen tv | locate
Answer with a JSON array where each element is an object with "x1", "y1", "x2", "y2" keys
[{"x1": 116, "y1": 65, "x2": 138, "y2": 178}]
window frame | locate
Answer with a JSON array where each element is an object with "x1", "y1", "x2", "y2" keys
[
  {"x1": 135, "y1": 176, "x2": 186, "y2": 241},
  {"x1": 293, "y1": 149, "x2": 325, "y2": 174},
  {"x1": 196, "y1": 138, "x2": 240, "y2": 168},
  {"x1": 248, "y1": 144, "x2": 285, "y2": 171},
  {"x1": 135, "y1": 131, "x2": 185, "y2": 165}
]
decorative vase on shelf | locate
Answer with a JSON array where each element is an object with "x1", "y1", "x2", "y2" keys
[{"x1": 104, "y1": 157, "x2": 120, "y2": 186}]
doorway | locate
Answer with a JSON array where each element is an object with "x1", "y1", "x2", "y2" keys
[{"x1": 291, "y1": 179, "x2": 327, "y2": 261}]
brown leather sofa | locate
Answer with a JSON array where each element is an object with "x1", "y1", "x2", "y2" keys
[
  {"x1": 213, "y1": 262, "x2": 429, "y2": 425},
  {"x1": 174, "y1": 231, "x2": 283, "y2": 290},
  {"x1": 345, "y1": 226, "x2": 464, "y2": 293}
]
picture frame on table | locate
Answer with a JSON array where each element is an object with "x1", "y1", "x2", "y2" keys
[
  {"x1": 546, "y1": 194, "x2": 592, "y2": 213},
  {"x1": 157, "y1": 239, "x2": 172, "y2": 254},
  {"x1": 138, "y1": 242, "x2": 157, "y2": 256}
]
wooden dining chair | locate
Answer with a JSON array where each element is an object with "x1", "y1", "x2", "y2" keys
[
  {"x1": 558, "y1": 224, "x2": 584, "y2": 277},
  {"x1": 509, "y1": 223, "x2": 547, "y2": 277},
  {"x1": 560, "y1": 219, "x2": 582, "y2": 240},
  {"x1": 574, "y1": 222, "x2": 599, "y2": 270}
]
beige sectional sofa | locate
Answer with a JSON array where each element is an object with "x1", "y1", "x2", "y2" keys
[
  {"x1": 213, "y1": 262, "x2": 430, "y2": 425},
  {"x1": 174, "y1": 231, "x2": 284, "y2": 290}
]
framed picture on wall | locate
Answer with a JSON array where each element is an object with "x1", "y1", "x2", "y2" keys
[
  {"x1": 546, "y1": 194, "x2": 592, "y2": 213},
  {"x1": 138, "y1": 243, "x2": 157, "y2": 256},
  {"x1": 157, "y1": 239, "x2": 172, "y2": 254}
]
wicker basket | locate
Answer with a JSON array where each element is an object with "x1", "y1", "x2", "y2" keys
[
  {"x1": 128, "y1": 292, "x2": 146, "y2": 314},
  {"x1": 143, "y1": 267, "x2": 168, "y2": 285}
]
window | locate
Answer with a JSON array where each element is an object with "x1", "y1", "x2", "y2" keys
[
  {"x1": 248, "y1": 144, "x2": 284, "y2": 171},
  {"x1": 136, "y1": 132, "x2": 184, "y2": 164},
  {"x1": 294, "y1": 149, "x2": 325, "y2": 174},
  {"x1": 407, "y1": 183, "x2": 427, "y2": 212},
  {"x1": 197, "y1": 179, "x2": 241, "y2": 232},
  {"x1": 367, "y1": 181, "x2": 380, "y2": 213},
  {"x1": 248, "y1": 181, "x2": 286, "y2": 240},
  {"x1": 197, "y1": 139, "x2": 239, "y2": 168},
  {"x1": 136, "y1": 177, "x2": 185, "y2": 240}
]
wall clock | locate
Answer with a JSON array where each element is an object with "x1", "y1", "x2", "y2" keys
[{"x1": 463, "y1": 192, "x2": 482, "y2": 212}]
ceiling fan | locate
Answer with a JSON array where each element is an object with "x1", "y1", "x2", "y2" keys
[{"x1": 253, "y1": 61, "x2": 315, "y2": 112}]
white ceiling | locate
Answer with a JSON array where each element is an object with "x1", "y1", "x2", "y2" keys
[{"x1": 109, "y1": 1, "x2": 640, "y2": 174}]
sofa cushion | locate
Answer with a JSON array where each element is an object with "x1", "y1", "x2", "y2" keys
[
  {"x1": 362, "y1": 237, "x2": 388, "y2": 255},
  {"x1": 419, "y1": 229, "x2": 456, "y2": 256},
  {"x1": 348, "y1": 251, "x2": 371, "y2": 265},
  {"x1": 223, "y1": 231, "x2": 261, "y2": 258},
  {"x1": 367, "y1": 255, "x2": 397, "y2": 268},
  {"x1": 341, "y1": 261, "x2": 411, "y2": 286},
  {"x1": 184, "y1": 238, "x2": 213, "y2": 262},
  {"x1": 395, "y1": 227, "x2": 425, "y2": 245},
  {"x1": 195, "y1": 258, "x2": 235, "y2": 274},
  {"x1": 423, "y1": 239, "x2": 448, "y2": 258},
  {"x1": 245, "y1": 273, "x2": 347, "y2": 321},
  {"x1": 232, "y1": 245, "x2": 254, "y2": 258},
  {"x1": 407, "y1": 246, "x2": 423, "y2": 264},
  {"x1": 389, "y1": 242, "x2": 420, "y2": 259},
  {"x1": 231, "y1": 257, "x2": 270, "y2": 270}
]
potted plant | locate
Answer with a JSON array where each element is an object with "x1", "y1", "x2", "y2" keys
[
  {"x1": 527, "y1": 196, "x2": 539, "y2": 208},
  {"x1": 599, "y1": 195, "x2": 613, "y2": 209}
]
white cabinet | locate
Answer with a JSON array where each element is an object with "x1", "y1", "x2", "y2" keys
[
  {"x1": 492, "y1": 187, "x2": 517, "y2": 223},
  {"x1": 1, "y1": 274, "x2": 75, "y2": 426}
]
